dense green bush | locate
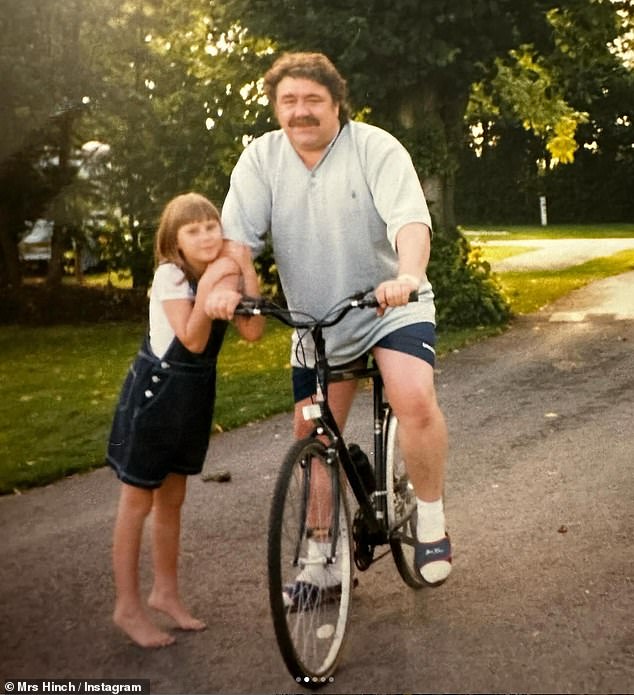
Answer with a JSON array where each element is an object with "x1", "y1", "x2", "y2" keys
[
  {"x1": 0, "y1": 284, "x2": 148, "y2": 325},
  {"x1": 428, "y1": 232, "x2": 512, "y2": 330}
]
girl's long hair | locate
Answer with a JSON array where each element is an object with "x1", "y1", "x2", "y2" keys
[{"x1": 155, "y1": 192, "x2": 221, "y2": 283}]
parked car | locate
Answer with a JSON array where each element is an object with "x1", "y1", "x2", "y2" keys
[
  {"x1": 18, "y1": 218, "x2": 101, "y2": 274},
  {"x1": 18, "y1": 219, "x2": 53, "y2": 273}
]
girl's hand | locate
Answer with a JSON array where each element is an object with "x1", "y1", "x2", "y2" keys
[
  {"x1": 205, "y1": 287, "x2": 242, "y2": 321},
  {"x1": 197, "y1": 256, "x2": 239, "y2": 293}
]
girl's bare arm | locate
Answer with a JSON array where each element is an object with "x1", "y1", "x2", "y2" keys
[
  {"x1": 205, "y1": 242, "x2": 265, "y2": 342},
  {"x1": 162, "y1": 256, "x2": 240, "y2": 353}
]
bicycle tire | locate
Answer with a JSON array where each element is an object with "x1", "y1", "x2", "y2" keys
[
  {"x1": 385, "y1": 413, "x2": 426, "y2": 589},
  {"x1": 268, "y1": 437, "x2": 354, "y2": 686}
]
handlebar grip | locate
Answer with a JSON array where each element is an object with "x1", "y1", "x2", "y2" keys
[
  {"x1": 233, "y1": 306, "x2": 252, "y2": 316},
  {"x1": 359, "y1": 296, "x2": 379, "y2": 308},
  {"x1": 234, "y1": 297, "x2": 262, "y2": 315},
  {"x1": 360, "y1": 290, "x2": 418, "y2": 308}
]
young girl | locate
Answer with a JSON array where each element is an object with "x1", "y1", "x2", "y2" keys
[{"x1": 107, "y1": 192, "x2": 264, "y2": 648}]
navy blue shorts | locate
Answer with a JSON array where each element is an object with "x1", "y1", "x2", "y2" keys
[{"x1": 291, "y1": 322, "x2": 436, "y2": 402}]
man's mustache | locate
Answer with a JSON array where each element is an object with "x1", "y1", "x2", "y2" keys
[{"x1": 288, "y1": 116, "x2": 320, "y2": 127}]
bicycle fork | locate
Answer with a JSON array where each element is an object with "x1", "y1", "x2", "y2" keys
[{"x1": 293, "y1": 441, "x2": 343, "y2": 570}]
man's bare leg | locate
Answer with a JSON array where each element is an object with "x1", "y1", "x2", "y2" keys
[
  {"x1": 374, "y1": 347, "x2": 451, "y2": 584},
  {"x1": 289, "y1": 379, "x2": 358, "y2": 588}
]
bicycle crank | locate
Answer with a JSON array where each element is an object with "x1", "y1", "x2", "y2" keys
[{"x1": 352, "y1": 508, "x2": 385, "y2": 570}]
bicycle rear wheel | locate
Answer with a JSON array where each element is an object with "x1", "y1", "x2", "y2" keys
[
  {"x1": 385, "y1": 413, "x2": 426, "y2": 589},
  {"x1": 268, "y1": 437, "x2": 353, "y2": 686}
]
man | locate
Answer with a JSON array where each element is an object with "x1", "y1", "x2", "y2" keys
[{"x1": 213, "y1": 51, "x2": 451, "y2": 591}]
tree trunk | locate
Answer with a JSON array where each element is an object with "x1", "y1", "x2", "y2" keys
[
  {"x1": 396, "y1": 79, "x2": 468, "y2": 239},
  {"x1": 0, "y1": 208, "x2": 22, "y2": 288},
  {"x1": 46, "y1": 223, "x2": 66, "y2": 286},
  {"x1": 74, "y1": 239, "x2": 84, "y2": 283},
  {"x1": 420, "y1": 174, "x2": 446, "y2": 230},
  {"x1": 46, "y1": 103, "x2": 75, "y2": 288}
]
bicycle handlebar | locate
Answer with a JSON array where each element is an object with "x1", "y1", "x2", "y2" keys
[{"x1": 235, "y1": 290, "x2": 418, "y2": 330}]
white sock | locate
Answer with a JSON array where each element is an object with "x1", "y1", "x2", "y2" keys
[
  {"x1": 417, "y1": 498, "x2": 446, "y2": 542},
  {"x1": 416, "y1": 498, "x2": 451, "y2": 584}
]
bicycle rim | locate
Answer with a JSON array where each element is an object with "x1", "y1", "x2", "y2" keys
[
  {"x1": 268, "y1": 437, "x2": 353, "y2": 686},
  {"x1": 385, "y1": 414, "x2": 426, "y2": 589}
]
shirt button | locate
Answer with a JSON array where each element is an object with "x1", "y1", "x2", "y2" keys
[
  {"x1": 144, "y1": 390, "x2": 153, "y2": 398},
  {"x1": 151, "y1": 376, "x2": 160, "y2": 383}
]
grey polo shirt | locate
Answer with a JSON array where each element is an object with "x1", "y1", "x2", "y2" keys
[{"x1": 222, "y1": 120, "x2": 436, "y2": 367}]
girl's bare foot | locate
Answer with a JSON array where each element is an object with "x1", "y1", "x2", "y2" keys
[
  {"x1": 148, "y1": 592, "x2": 207, "y2": 631},
  {"x1": 113, "y1": 605, "x2": 176, "y2": 648}
]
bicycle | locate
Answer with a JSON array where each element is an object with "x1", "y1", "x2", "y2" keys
[{"x1": 235, "y1": 290, "x2": 426, "y2": 687}]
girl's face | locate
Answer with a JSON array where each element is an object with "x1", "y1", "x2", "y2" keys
[{"x1": 176, "y1": 217, "x2": 223, "y2": 273}]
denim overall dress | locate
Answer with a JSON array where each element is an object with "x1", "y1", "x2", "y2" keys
[{"x1": 106, "y1": 320, "x2": 228, "y2": 489}]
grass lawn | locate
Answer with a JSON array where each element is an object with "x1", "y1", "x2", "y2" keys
[
  {"x1": 2, "y1": 223, "x2": 634, "y2": 494},
  {"x1": 474, "y1": 244, "x2": 539, "y2": 264},
  {"x1": 495, "y1": 249, "x2": 634, "y2": 314},
  {"x1": 0, "y1": 321, "x2": 294, "y2": 494},
  {"x1": 466, "y1": 223, "x2": 634, "y2": 314},
  {"x1": 462, "y1": 222, "x2": 634, "y2": 240}
]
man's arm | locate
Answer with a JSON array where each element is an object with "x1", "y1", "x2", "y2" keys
[{"x1": 374, "y1": 222, "x2": 430, "y2": 314}]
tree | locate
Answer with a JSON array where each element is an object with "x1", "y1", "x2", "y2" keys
[
  {"x1": 0, "y1": 0, "x2": 124, "y2": 288},
  {"x1": 0, "y1": 0, "x2": 264, "y2": 289},
  {"x1": 459, "y1": 0, "x2": 634, "y2": 224},
  {"x1": 82, "y1": 0, "x2": 272, "y2": 287},
  {"x1": 3, "y1": 1, "x2": 628, "y2": 324},
  {"x1": 222, "y1": 0, "x2": 627, "y2": 232}
]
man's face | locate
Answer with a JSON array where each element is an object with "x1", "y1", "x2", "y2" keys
[{"x1": 274, "y1": 76, "x2": 341, "y2": 157}]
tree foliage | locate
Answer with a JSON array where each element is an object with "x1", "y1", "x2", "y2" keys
[
  {"x1": 459, "y1": 0, "x2": 634, "y2": 224},
  {"x1": 0, "y1": 0, "x2": 125, "y2": 286},
  {"x1": 0, "y1": 0, "x2": 631, "y2": 330}
]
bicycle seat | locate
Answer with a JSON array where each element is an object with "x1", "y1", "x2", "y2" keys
[{"x1": 329, "y1": 354, "x2": 380, "y2": 383}]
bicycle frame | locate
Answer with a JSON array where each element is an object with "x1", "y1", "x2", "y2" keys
[
  {"x1": 235, "y1": 290, "x2": 418, "y2": 546},
  {"x1": 304, "y1": 326, "x2": 389, "y2": 544},
  {"x1": 236, "y1": 291, "x2": 425, "y2": 684}
]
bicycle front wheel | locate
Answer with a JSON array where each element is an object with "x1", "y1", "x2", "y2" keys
[
  {"x1": 385, "y1": 413, "x2": 426, "y2": 589},
  {"x1": 268, "y1": 437, "x2": 354, "y2": 686}
]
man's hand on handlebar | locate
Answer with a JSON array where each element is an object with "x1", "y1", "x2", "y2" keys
[{"x1": 374, "y1": 275, "x2": 419, "y2": 316}]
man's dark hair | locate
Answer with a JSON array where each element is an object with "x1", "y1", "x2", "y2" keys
[{"x1": 264, "y1": 52, "x2": 351, "y2": 124}]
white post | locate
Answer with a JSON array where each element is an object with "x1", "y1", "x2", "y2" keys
[{"x1": 539, "y1": 196, "x2": 548, "y2": 226}]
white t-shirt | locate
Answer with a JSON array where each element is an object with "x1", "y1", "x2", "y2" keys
[{"x1": 148, "y1": 263, "x2": 193, "y2": 358}]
